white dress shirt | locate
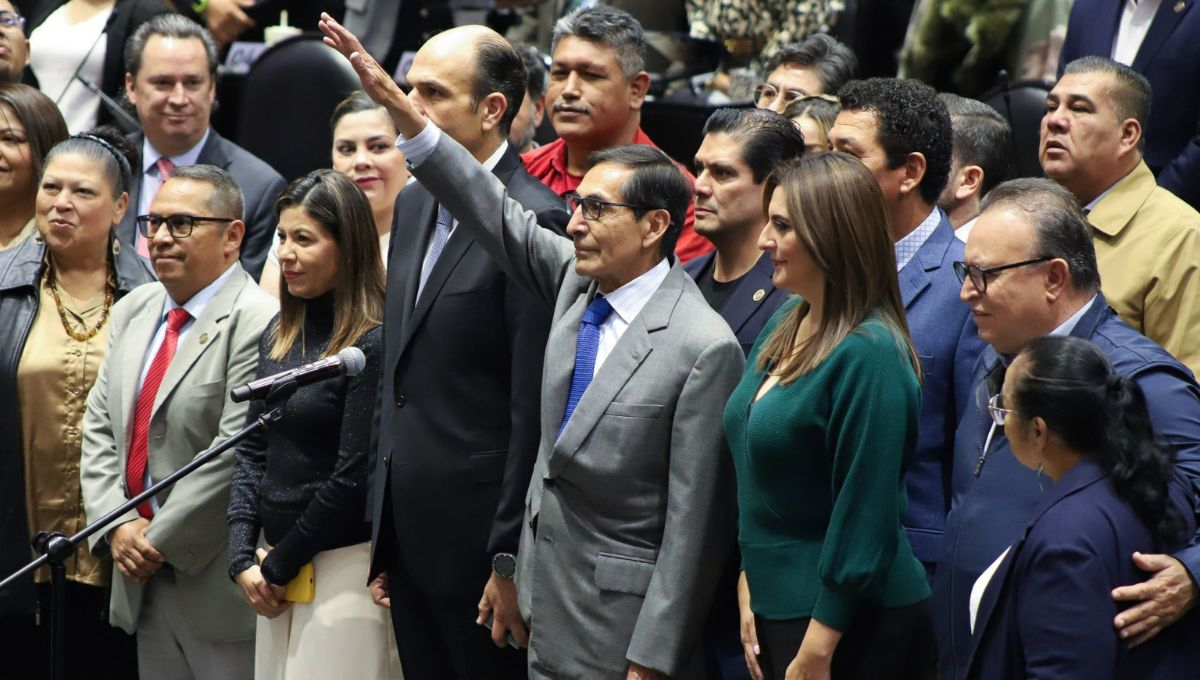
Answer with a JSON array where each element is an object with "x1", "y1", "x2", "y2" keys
[
  {"x1": 1113, "y1": 0, "x2": 1163, "y2": 65},
  {"x1": 593, "y1": 258, "x2": 670, "y2": 376}
]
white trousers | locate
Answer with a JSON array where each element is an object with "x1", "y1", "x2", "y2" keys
[{"x1": 254, "y1": 542, "x2": 404, "y2": 680}]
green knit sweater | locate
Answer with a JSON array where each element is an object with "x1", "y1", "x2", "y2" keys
[{"x1": 723, "y1": 299, "x2": 931, "y2": 630}]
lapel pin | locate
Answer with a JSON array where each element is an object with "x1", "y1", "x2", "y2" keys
[
  {"x1": 1177, "y1": 1, "x2": 1186, "y2": 12},
  {"x1": 198, "y1": 332, "x2": 209, "y2": 345},
  {"x1": 752, "y1": 289, "x2": 766, "y2": 302}
]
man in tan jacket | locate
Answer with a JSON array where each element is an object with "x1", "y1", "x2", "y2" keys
[{"x1": 1041, "y1": 55, "x2": 1200, "y2": 375}]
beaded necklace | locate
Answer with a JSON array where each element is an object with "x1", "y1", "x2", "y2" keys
[{"x1": 44, "y1": 257, "x2": 115, "y2": 342}]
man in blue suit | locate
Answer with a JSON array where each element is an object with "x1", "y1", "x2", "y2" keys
[
  {"x1": 1059, "y1": 0, "x2": 1200, "y2": 209},
  {"x1": 830, "y1": 78, "x2": 985, "y2": 577},
  {"x1": 934, "y1": 177, "x2": 1200, "y2": 678},
  {"x1": 687, "y1": 108, "x2": 802, "y2": 356}
]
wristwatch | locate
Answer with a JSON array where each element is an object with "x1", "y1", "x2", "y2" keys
[{"x1": 492, "y1": 552, "x2": 517, "y2": 580}]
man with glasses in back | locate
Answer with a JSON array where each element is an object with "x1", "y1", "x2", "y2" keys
[
  {"x1": 932, "y1": 176, "x2": 1200, "y2": 678},
  {"x1": 0, "y1": 0, "x2": 29, "y2": 85},
  {"x1": 80, "y1": 164, "x2": 276, "y2": 680},
  {"x1": 752, "y1": 33, "x2": 857, "y2": 113}
]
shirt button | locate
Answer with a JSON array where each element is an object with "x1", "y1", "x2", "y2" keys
[{"x1": 395, "y1": 395, "x2": 407, "y2": 408}]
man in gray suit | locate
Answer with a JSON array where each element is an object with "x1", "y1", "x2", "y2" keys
[
  {"x1": 80, "y1": 165, "x2": 277, "y2": 679},
  {"x1": 322, "y1": 15, "x2": 744, "y2": 679},
  {"x1": 121, "y1": 14, "x2": 285, "y2": 280}
]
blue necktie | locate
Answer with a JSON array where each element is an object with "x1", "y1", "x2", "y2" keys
[
  {"x1": 416, "y1": 204, "x2": 453, "y2": 302},
  {"x1": 559, "y1": 295, "x2": 614, "y2": 435}
]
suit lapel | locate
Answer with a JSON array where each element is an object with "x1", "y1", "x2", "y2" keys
[
  {"x1": 900, "y1": 213, "x2": 953, "y2": 310},
  {"x1": 391, "y1": 186, "x2": 437, "y2": 359},
  {"x1": 151, "y1": 268, "x2": 245, "y2": 415},
  {"x1": 547, "y1": 266, "x2": 684, "y2": 476},
  {"x1": 721, "y1": 254, "x2": 776, "y2": 335},
  {"x1": 1133, "y1": 0, "x2": 1192, "y2": 72},
  {"x1": 407, "y1": 222, "x2": 472, "y2": 331},
  {"x1": 542, "y1": 289, "x2": 590, "y2": 447},
  {"x1": 120, "y1": 287, "x2": 168, "y2": 446},
  {"x1": 962, "y1": 543, "x2": 1020, "y2": 675}
]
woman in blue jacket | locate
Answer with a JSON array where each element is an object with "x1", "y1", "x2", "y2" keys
[{"x1": 966, "y1": 335, "x2": 1195, "y2": 680}]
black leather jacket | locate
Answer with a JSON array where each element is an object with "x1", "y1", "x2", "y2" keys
[{"x1": 0, "y1": 233, "x2": 153, "y2": 617}]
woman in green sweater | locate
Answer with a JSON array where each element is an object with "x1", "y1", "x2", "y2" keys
[{"x1": 724, "y1": 152, "x2": 935, "y2": 680}]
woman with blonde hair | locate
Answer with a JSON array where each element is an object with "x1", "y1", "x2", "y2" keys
[
  {"x1": 726, "y1": 151, "x2": 935, "y2": 680},
  {"x1": 227, "y1": 169, "x2": 399, "y2": 679},
  {"x1": 782, "y1": 94, "x2": 840, "y2": 156}
]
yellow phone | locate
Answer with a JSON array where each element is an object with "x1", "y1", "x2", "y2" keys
[{"x1": 284, "y1": 562, "x2": 315, "y2": 603}]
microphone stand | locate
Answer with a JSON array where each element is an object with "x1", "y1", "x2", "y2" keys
[
  {"x1": 75, "y1": 75, "x2": 142, "y2": 135},
  {"x1": 0, "y1": 378, "x2": 299, "y2": 680}
]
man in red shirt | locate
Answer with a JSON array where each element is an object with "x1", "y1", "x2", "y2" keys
[{"x1": 522, "y1": 5, "x2": 712, "y2": 263}]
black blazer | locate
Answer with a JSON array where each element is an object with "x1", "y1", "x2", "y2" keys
[
  {"x1": 368, "y1": 145, "x2": 569, "y2": 596},
  {"x1": 683, "y1": 251, "x2": 788, "y2": 356},
  {"x1": 23, "y1": 0, "x2": 174, "y2": 128}
]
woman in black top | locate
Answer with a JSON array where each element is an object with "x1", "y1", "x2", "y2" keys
[{"x1": 227, "y1": 169, "x2": 396, "y2": 678}]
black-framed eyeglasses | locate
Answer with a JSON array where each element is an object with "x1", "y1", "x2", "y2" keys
[
  {"x1": 565, "y1": 191, "x2": 652, "y2": 221},
  {"x1": 953, "y1": 256, "x2": 1054, "y2": 294},
  {"x1": 0, "y1": 11, "x2": 26, "y2": 29},
  {"x1": 137, "y1": 213, "x2": 236, "y2": 239},
  {"x1": 987, "y1": 393, "x2": 1016, "y2": 427},
  {"x1": 753, "y1": 83, "x2": 808, "y2": 107}
]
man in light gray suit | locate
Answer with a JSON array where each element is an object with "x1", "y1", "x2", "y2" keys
[
  {"x1": 322, "y1": 16, "x2": 744, "y2": 680},
  {"x1": 80, "y1": 165, "x2": 277, "y2": 679}
]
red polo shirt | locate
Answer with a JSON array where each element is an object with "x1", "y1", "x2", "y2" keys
[{"x1": 522, "y1": 128, "x2": 713, "y2": 263}]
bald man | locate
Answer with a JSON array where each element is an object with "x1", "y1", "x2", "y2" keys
[{"x1": 363, "y1": 26, "x2": 570, "y2": 680}]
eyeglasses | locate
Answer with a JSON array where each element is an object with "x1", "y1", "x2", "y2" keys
[
  {"x1": 0, "y1": 11, "x2": 26, "y2": 29},
  {"x1": 565, "y1": 191, "x2": 652, "y2": 221},
  {"x1": 953, "y1": 256, "x2": 1053, "y2": 294},
  {"x1": 137, "y1": 213, "x2": 235, "y2": 239},
  {"x1": 987, "y1": 393, "x2": 1016, "y2": 427},
  {"x1": 753, "y1": 83, "x2": 808, "y2": 107}
]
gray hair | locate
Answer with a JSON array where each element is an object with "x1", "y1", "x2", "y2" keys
[
  {"x1": 552, "y1": 5, "x2": 645, "y2": 80},
  {"x1": 981, "y1": 177, "x2": 1101, "y2": 293},
  {"x1": 168, "y1": 164, "x2": 245, "y2": 221},
  {"x1": 125, "y1": 13, "x2": 219, "y2": 79}
]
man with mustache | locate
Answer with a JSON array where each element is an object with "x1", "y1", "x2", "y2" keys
[
  {"x1": 1040, "y1": 56, "x2": 1200, "y2": 376},
  {"x1": 0, "y1": 0, "x2": 29, "y2": 85},
  {"x1": 521, "y1": 5, "x2": 712, "y2": 263},
  {"x1": 80, "y1": 165, "x2": 277, "y2": 679}
]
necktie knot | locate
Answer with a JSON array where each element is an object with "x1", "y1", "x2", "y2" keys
[
  {"x1": 166, "y1": 307, "x2": 190, "y2": 333},
  {"x1": 156, "y1": 156, "x2": 175, "y2": 180},
  {"x1": 582, "y1": 295, "x2": 613, "y2": 327}
]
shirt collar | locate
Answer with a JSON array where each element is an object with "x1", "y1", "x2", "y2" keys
[
  {"x1": 1050, "y1": 293, "x2": 1098, "y2": 337},
  {"x1": 603, "y1": 258, "x2": 670, "y2": 325},
  {"x1": 894, "y1": 206, "x2": 942, "y2": 271},
  {"x1": 480, "y1": 140, "x2": 509, "y2": 173},
  {"x1": 162, "y1": 261, "x2": 238, "y2": 321},
  {"x1": 142, "y1": 128, "x2": 212, "y2": 174}
]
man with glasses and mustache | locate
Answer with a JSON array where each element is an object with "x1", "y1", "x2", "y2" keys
[
  {"x1": 521, "y1": 5, "x2": 712, "y2": 263},
  {"x1": 932, "y1": 176, "x2": 1200, "y2": 679},
  {"x1": 752, "y1": 33, "x2": 857, "y2": 113},
  {"x1": 80, "y1": 164, "x2": 276, "y2": 680},
  {"x1": 0, "y1": 0, "x2": 29, "y2": 85}
]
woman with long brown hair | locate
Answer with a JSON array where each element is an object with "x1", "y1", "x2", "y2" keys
[
  {"x1": 227, "y1": 169, "x2": 399, "y2": 678},
  {"x1": 724, "y1": 151, "x2": 935, "y2": 680},
  {"x1": 0, "y1": 83, "x2": 69, "y2": 251}
]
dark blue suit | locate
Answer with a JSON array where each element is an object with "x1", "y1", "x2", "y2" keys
[
  {"x1": 964, "y1": 458, "x2": 1197, "y2": 680},
  {"x1": 900, "y1": 212, "x2": 986, "y2": 572},
  {"x1": 934, "y1": 294, "x2": 1200, "y2": 678},
  {"x1": 1059, "y1": 0, "x2": 1200, "y2": 209},
  {"x1": 684, "y1": 252, "x2": 789, "y2": 356}
]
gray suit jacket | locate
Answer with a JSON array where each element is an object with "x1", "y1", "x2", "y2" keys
[
  {"x1": 409, "y1": 134, "x2": 744, "y2": 677},
  {"x1": 80, "y1": 265, "x2": 277, "y2": 641},
  {"x1": 121, "y1": 130, "x2": 287, "y2": 280}
]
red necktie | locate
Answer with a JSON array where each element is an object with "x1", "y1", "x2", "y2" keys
[
  {"x1": 126, "y1": 307, "x2": 191, "y2": 519},
  {"x1": 137, "y1": 157, "x2": 176, "y2": 258}
]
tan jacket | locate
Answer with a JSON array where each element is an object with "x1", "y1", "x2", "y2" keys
[
  {"x1": 1090, "y1": 161, "x2": 1200, "y2": 376},
  {"x1": 80, "y1": 265, "x2": 277, "y2": 641}
]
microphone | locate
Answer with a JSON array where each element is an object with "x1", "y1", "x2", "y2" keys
[
  {"x1": 231, "y1": 346, "x2": 366, "y2": 403},
  {"x1": 76, "y1": 75, "x2": 142, "y2": 134}
]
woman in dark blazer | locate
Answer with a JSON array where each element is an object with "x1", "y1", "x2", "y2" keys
[
  {"x1": 966, "y1": 335, "x2": 1196, "y2": 680},
  {"x1": 24, "y1": 0, "x2": 173, "y2": 129}
]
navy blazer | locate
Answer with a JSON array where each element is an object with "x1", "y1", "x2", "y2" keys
[
  {"x1": 683, "y1": 251, "x2": 788, "y2": 356},
  {"x1": 1059, "y1": 0, "x2": 1200, "y2": 208},
  {"x1": 964, "y1": 459, "x2": 1196, "y2": 680},
  {"x1": 934, "y1": 294, "x2": 1200, "y2": 678},
  {"x1": 899, "y1": 212, "x2": 986, "y2": 570}
]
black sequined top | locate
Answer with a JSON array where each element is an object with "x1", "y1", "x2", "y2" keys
[{"x1": 227, "y1": 294, "x2": 382, "y2": 585}]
